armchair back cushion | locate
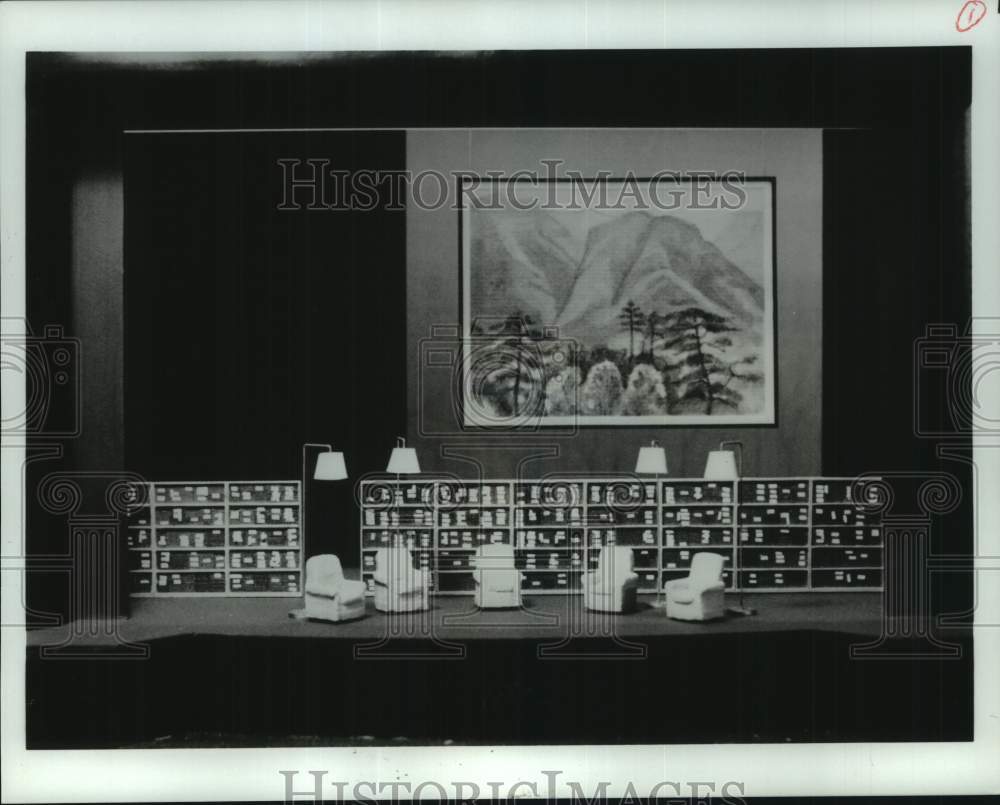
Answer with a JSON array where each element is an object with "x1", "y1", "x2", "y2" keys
[
  {"x1": 597, "y1": 545, "x2": 635, "y2": 583},
  {"x1": 374, "y1": 547, "x2": 413, "y2": 579},
  {"x1": 475, "y1": 544, "x2": 516, "y2": 570},
  {"x1": 689, "y1": 552, "x2": 725, "y2": 587},
  {"x1": 306, "y1": 554, "x2": 345, "y2": 584}
]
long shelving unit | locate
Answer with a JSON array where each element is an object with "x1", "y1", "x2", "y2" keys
[
  {"x1": 126, "y1": 480, "x2": 302, "y2": 597},
  {"x1": 359, "y1": 476, "x2": 883, "y2": 596}
]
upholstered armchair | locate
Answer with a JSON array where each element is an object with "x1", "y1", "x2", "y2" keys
[
  {"x1": 664, "y1": 551, "x2": 726, "y2": 621},
  {"x1": 302, "y1": 554, "x2": 367, "y2": 622},
  {"x1": 373, "y1": 547, "x2": 430, "y2": 612},
  {"x1": 473, "y1": 544, "x2": 522, "y2": 609},
  {"x1": 582, "y1": 545, "x2": 640, "y2": 613}
]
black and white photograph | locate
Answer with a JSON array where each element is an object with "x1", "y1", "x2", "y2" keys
[{"x1": 1, "y1": 1, "x2": 998, "y2": 803}]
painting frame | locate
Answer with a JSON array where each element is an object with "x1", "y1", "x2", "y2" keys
[{"x1": 459, "y1": 175, "x2": 778, "y2": 428}]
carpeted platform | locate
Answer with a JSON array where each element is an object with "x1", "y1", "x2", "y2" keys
[
  {"x1": 26, "y1": 587, "x2": 975, "y2": 748},
  {"x1": 26, "y1": 591, "x2": 885, "y2": 647}
]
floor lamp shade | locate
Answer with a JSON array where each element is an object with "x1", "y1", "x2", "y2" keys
[
  {"x1": 314, "y1": 451, "x2": 348, "y2": 480},
  {"x1": 635, "y1": 444, "x2": 668, "y2": 475},
  {"x1": 387, "y1": 445, "x2": 421, "y2": 474},
  {"x1": 704, "y1": 450, "x2": 739, "y2": 480}
]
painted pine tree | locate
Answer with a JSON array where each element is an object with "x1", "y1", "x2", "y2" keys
[
  {"x1": 639, "y1": 310, "x2": 663, "y2": 360},
  {"x1": 618, "y1": 300, "x2": 646, "y2": 363},
  {"x1": 481, "y1": 312, "x2": 544, "y2": 418},
  {"x1": 661, "y1": 307, "x2": 761, "y2": 414}
]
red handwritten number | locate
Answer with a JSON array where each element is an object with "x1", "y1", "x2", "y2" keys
[{"x1": 955, "y1": 0, "x2": 987, "y2": 31}]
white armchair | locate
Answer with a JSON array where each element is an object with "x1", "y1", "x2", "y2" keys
[
  {"x1": 583, "y1": 546, "x2": 640, "y2": 613},
  {"x1": 664, "y1": 552, "x2": 726, "y2": 621},
  {"x1": 373, "y1": 547, "x2": 430, "y2": 612},
  {"x1": 473, "y1": 544, "x2": 522, "y2": 609},
  {"x1": 302, "y1": 554, "x2": 367, "y2": 622}
]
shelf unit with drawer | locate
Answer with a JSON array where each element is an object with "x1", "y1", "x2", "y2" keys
[
  {"x1": 357, "y1": 476, "x2": 883, "y2": 597},
  {"x1": 516, "y1": 479, "x2": 586, "y2": 593},
  {"x1": 661, "y1": 480, "x2": 737, "y2": 591},
  {"x1": 809, "y1": 479, "x2": 884, "y2": 590},
  {"x1": 737, "y1": 479, "x2": 812, "y2": 591},
  {"x1": 126, "y1": 480, "x2": 301, "y2": 597}
]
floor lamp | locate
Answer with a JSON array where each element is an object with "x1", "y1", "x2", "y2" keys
[
  {"x1": 301, "y1": 442, "x2": 348, "y2": 558},
  {"x1": 386, "y1": 436, "x2": 421, "y2": 574},
  {"x1": 704, "y1": 440, "x2": 755, "y2": 616},
  {"x1": 635, "y1": 440, "x2": 668, "y2": 607},
  {"x1": 290, "y1": 444, "x2": 347, "y2": 620}
]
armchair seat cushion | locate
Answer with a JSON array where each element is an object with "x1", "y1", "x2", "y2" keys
[
  {"x1": 668, "y1": 588, "x2": 696, "y2": 605},
  {"x1": 335, "y1": 579, "x2": 367, "y2": 604},
  {"x1": 306, "y1": 575, "x2": 367, "y2": 600},
  {"x1": 373, "y1": 568, "x2": 428, "y2": 594},
  {"x1": 485, "y1": 582, "x2": 518, "y2": 593},
  {"x1": 305, "y1": 578, "x2": 337, "y2": 597},
  {"x1": 474, "y1": 567, "x2": 520, "y2": 589},
  {"x1": 585, "y1": 571, "x2": 639, "y2": 589}
]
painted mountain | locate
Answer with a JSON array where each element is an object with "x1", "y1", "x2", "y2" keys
[{"x1": 465, "y1": 203, "x2": 774, "y2": 423}]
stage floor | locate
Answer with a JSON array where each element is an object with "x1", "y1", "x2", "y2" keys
[
  {"x1": 26, "y1": 589, "x2": 975, "y2": 747},
  {"x1": 26, "y1": 591, "x2": 886, "y2": 646}
]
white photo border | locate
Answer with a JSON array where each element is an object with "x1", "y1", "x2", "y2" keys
[{"x1": 2, "y1": 1, "x2": 998, "y2": 803}]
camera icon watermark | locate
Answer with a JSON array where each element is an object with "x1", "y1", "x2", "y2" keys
[
  {"x1": 0, "y1": 319, "x2": 81, "y2": 438},
  {"x1": 417, "y1": 321, "x2": 581, "y2": 438},
  {"x1": 914, "y1": 320, "x2": 1000, "y2": 438}
]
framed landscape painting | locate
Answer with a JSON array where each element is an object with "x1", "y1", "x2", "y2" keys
[{"x1": 460, "y1": 176, "x2": 776, "y2": 427}]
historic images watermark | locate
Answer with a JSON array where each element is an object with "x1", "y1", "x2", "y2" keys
[
  {"x1": 280, "y1": 768, "x2": 746, "y2": 804},
  {"x1": 276, "y1": 160, "x2": 749, "y2": 212}
]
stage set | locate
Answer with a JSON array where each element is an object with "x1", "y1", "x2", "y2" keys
[{"x1": 23, "y1": 48, "x2": 974, "y2": 750}]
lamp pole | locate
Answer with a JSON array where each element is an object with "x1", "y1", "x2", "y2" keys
[
  {"x1": 719, "y1": 440, "x2": 755, "y2": 616},
  {"x1": 301, "y1": 442, "x2": 333, "y2": 559},
  {"x1": 635, "y1": 439, "x2": 668, "y2": 608}
]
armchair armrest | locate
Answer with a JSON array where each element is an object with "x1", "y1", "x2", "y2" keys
[
  {"x1": 305, "y1": 575, "x2": 342, "y2": 597},
  {"x1": 393, "y1": 567, "x2": 431, "y2": 594},
  {"x1": 587, "y1": 570, "x2": 640, "y2": 592},
  {"x1": 339, "y1": 579, "x2": 367, "y2": 604}
]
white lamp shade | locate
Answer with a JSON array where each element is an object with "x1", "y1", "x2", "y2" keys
[
  {"x1": 387, "y1": 446, "x2": 421, "y2": 474},
  {"x1": 314, "y1": 451, "x2": 348, "y2": 481},
  {"x1": 704, "y1": 450, "x2": 739, "y2": 480},
  {"x1": 635, "y1": 445, "x2": 668, "y2": 475}
]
